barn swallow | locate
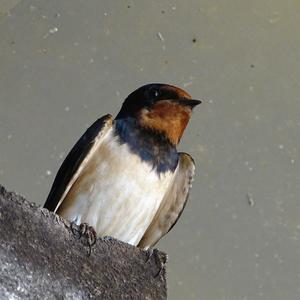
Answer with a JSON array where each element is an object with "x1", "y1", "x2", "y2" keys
[{"x1": 44, "y1": 83, "x2": 201, "y2": 250}]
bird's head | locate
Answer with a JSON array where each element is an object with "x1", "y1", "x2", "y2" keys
[{"x1": 115, "y1": 83, "x2": 201, "y2": 145}]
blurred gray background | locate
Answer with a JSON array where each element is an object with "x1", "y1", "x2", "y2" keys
[{"x1": 1, "y1": 1, "x2": 300, "y2": 299}]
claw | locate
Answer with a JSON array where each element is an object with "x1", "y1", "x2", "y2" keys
[
  {"x1": 86, "y1": 226, "x2": 97, "y2": 256},
  {"x1": 145, "y1": 248, "x2": 154, "y2": 263},
  {"x1": 70, "y1": 222, "x2": 81, "y2": 239},
  {"x1": 102, "y1": 235, "x2": 114, "y2": 242}
]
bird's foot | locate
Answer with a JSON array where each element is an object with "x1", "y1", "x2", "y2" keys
[
  {"x1": 145, "y1": 248, "x2": 167, "y2": 278},
  {"x1": 70, "y1": 222, "x2": 97, "y2": 256}
]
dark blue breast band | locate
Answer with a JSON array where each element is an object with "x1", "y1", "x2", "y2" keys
[{"x1": 114, "y1": 118, "x2": 178, "y2": 174}]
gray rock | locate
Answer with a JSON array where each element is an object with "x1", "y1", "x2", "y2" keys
[{"x1": 0, "y1": 185, "x2": 167, "y2": 299}]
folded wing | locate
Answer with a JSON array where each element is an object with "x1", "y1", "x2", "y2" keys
[
  {"x1": 138, "y1": 152, "x2": 195, "y2": 249},
  {"x1": 44, "y1": 114, "x2": 113, "y2": 212}
]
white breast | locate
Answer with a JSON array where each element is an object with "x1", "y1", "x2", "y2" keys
[{"x1": 58, "y1": 127, "x2": 174, "y2": 246}]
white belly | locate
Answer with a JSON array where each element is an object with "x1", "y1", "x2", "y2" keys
[{"x1": 58, "y1": 129, "x2": 174, "y2": 246}]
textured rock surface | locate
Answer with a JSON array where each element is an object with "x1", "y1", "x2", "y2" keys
[{"x1": 0, "y1": 185, "x2": 167, "y2": 299}]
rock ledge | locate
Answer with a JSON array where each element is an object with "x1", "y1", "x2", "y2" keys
[{"x1": 0, "y1": 185, "x2": 167, "y2": 299}]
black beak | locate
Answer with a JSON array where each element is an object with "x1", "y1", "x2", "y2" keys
[{"x1": 171, "y1": 98, "x2": 202, "y2": 108}]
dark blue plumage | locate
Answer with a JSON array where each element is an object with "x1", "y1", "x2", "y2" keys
[{"x1": 115, "y1": 118, "x2": 178, "y2": 174}]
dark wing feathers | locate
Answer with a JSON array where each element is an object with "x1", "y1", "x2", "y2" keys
[
  {"x1": 138, "y1": 152, "x2": 195, "y2": 249},
  {"x1": 44, "y1": 114, "x2": 113, "y2": 212}
]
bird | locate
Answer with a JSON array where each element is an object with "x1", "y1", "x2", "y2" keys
[{"x1": 44, "y1": 83, "x2": 201, "y2": 250}]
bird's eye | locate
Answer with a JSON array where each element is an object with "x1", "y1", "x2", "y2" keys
[
  {"x1": 153, "y1": 89, "x2": 159, "y2": 97},
  {"x1": 147, "y1": 88, "x2": 161, "y2": 99},
  {"x1": 143, "y1": 87, "x2": 162, "y2": 107}
]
